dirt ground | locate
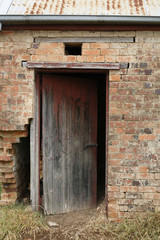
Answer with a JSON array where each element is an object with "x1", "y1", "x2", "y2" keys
[
  {"x1": 24, "y1": 198, "x2": 106, "y2": 240},
  {"x1": 47, "y1": 203, "x2": 105, "y2": 227}
]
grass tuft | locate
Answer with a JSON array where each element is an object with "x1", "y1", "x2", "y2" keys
[
  {"x1": 113, "y1": 212, "x2": 160, "y2": 240},
  {"x1": 72, "y1": 211, "x2": 160, "y2": 240},
  {"x1": 0, "y1": 203, "x2": 49, "y2": 240}
]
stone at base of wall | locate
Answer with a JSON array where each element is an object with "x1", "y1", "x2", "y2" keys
[
  {"x1": 0, "y1": 199, "x2": 16, "y2": 205},
  {"x1": 1, "y1": 192, "x2": 17, "y2": 200}
]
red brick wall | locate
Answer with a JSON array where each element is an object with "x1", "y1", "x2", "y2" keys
[
  {"x1": 0, "y1": 30, "x2": 160, "y2": 220},
  {"x1": 0, "y1": 131, "x2": 28, "y2": 202}
]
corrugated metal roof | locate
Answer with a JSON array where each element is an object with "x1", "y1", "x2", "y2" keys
[
  {"x1": 0, "y1": 0, "x2": 160, "y2": 16},
  {"x1": 0, "y1": 0, "x2": 13, "y2": 14}
]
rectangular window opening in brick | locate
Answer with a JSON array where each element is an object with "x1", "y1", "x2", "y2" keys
[{"x1": 65, "y1": 43, "x2": 82, "y2": 55}]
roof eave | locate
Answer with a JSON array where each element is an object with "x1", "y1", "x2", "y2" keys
[{"x1": 0, "y1": 15, "x2": 160, "y2": 25}]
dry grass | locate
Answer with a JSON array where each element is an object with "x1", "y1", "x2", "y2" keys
[
  {"x1": 0, "y1": 203, "x2": 49, "y2": 240},
  {"x1": 0, "y1": 203, "x2": 160, "y2": 240},
  {"x1": 69, "y1": 211, "x2": 160, "y2": 240}
]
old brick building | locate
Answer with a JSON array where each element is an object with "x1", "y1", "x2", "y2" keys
[{"x1": 0, "y1": 0, "x2": 160, "y2": 221}]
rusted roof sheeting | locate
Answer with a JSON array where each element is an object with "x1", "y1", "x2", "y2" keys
[
  {"x1": 4, "y1": 0, "x2": 160, "y2": 16},
  {"x1": 6, "y1": 0, "x2": 108, "y2": 15}
]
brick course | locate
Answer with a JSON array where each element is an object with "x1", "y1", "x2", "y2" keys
[{"x1": 0, "y1": 30, "x2": 160, "y2": 220}]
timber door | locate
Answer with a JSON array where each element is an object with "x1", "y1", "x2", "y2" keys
[{"x1": 42, "y1": 73, "x2": 97, "y2": 215}]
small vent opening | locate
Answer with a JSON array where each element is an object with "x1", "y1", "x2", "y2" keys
[{"x1": 65, "y1": 43, "x2": 82, "y2": 55}]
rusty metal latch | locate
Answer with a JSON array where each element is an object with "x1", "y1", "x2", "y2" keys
[{"x1": 84, "y1": 143, "x2": 98, "y2": 149}]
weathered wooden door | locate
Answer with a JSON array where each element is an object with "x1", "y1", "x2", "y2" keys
[{"x1": 42, "y1": 73, "x2": 97, "y2": 215}]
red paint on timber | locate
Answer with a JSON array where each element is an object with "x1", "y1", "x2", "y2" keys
[
  {"x1": 2, "y1": 24, "x2": 160, "y2": 31},
  {"x1": 42, "y1": 73, "x2": 97, "y2": 213}
]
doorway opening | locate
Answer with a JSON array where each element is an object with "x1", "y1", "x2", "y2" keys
[
  {"x1": 13, "y1": 126, "x2": 30, "y2": 201},
  {"x1": 38, "y1": 72, "x2": 107, "y2": 211},
  {"x1": 97, "y1": 74, "x2": 106, "y2": 204}
]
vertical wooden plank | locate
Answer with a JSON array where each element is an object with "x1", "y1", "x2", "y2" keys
[
  {"x1": 42, "y1": 74, "x2": 97, "y2": 214},
  {"x1": 30, "y1": 73, "x2": 40, "y2": 211},
  {"x1": 42, "y1": 87, "x2": 52, "y2": 214}
]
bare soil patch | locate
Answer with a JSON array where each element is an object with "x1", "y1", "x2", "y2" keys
[{"x1": 44, "y1": 200, "x2": 106, "y2": 240}]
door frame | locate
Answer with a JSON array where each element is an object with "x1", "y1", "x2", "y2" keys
[{"x1": 29, "y1": 62, "x2": 118, "y2": 216}]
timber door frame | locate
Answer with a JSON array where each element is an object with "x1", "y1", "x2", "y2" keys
[{"x1": 29, "y1": 62, "x2": 120, "y2": 216}]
